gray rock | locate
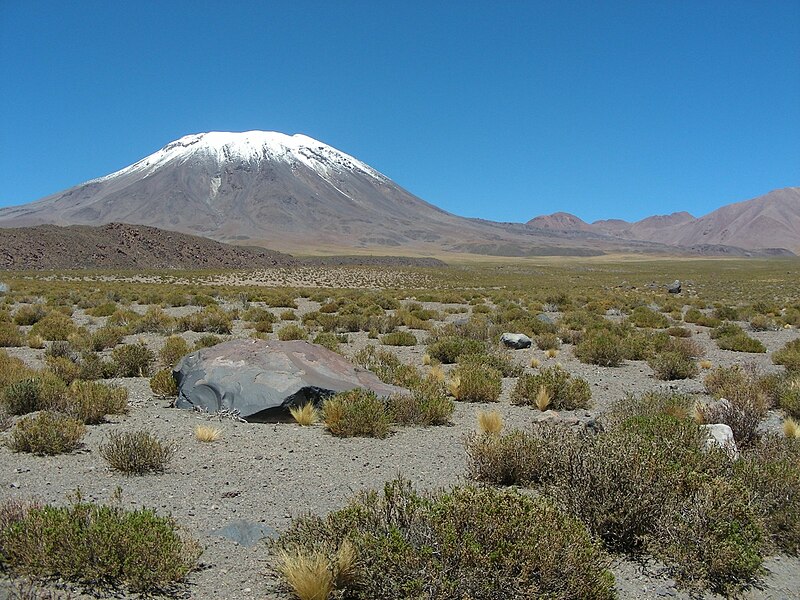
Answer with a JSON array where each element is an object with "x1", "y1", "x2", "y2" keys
[
  {"x1": 500, "y1": 332, "x2": 532, "y2": 349},
  {"x1": 536, "y1": 313, "x2": 555, "y2": 325},
  {"x1": 701, "y1": 423, "x2": 739, "y2": 459},
  {"x1": 211, "y1": 520, "x2": 277, "y2": 547},
  {"x1": 667, "y1": 280, "x2": 681, "y2": 294},
  {"x1": 174, "y1": 339, "x2": 407, "y2": 421},
  {"x1": 0, "y1": 282, "x2": 8, "y2": 294}
]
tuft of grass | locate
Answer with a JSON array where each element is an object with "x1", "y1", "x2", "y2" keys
[
  {"x1": 194, "y1": 424, "x2": 221, "y2": 442},
  {"x1": 530, "y1": 357, "x2": 541, "y2": 368},
  {"x1": 783, "y1": 417, "x2": 800, "y2": 439},
  {"x1": 535, "y1": 385, "x2": 552, "y2": 411},
  {"x1": 276, "y1": 550, "x2": 333, "y2": 600},
  {"x1": 7, "y1": 411, "x2": 86, "y2": 455},
  {"x1": 422, "y1": 353, "x2": 432, "y2": 366},
  {"x1": 290, "y1": 403, "x2": 320, "y2": 426},
  {"x1": 100, "y1": 430, "x2": 176, "y2": 475},
  {"x1": 476, "y1": 409, "x2": 503, "y2": 434},
  {"x1": 699, "y1": 359, "x2": 713, "y2": 369},
  {"x1": 545, "y1": 348, "x2": 559, "y2": 359}
]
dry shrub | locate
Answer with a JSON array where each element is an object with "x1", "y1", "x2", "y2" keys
[
  {"x1": 778, "y1": 377, "x2": 800, "y2": 418},
  {"x1": 13, "y1": 305, "x2": 48, "y2": 326},
  {"x1": 322, "y1": 389, "x2": 391, "y2": 438},
  {"x1": 29, "y1": 313, "x2": 76, "y2": 341},
  {"x1": 387, "y1": 383, "x2": 454, "y2": 426},
  {"x1": 711, "y1": 323, "x2": 766, "y2": 353},
  {"x1": 100, "y1": 430, "x2": 176, "y2": 475},
  {"x1": 277, "y1": 324, "x2": 307, "y2": 341},
  {"x1": 380, "y1": 331, "x2": 417, "y2": 346},
  {"x1": 290, "y1": 403, "x2": 319, "y2": 426},
  {"x1": 7, "y1": 411, "x2": 86, "y2": 455},
  {"x1": 2, "y1": 378, "x2": 41, "y2": 415},
  {"x1": 111, "y1": 343, "x2": 155, "y2": 377},
  {"x1": 702, "y1": 365, "x2": 769, "y2": 446},
  {"x1": 574, "y1": 330, "x2": 624, "y2": 366},
  {"x1": 426, "y1": 336, "x2": 485, "y2": 364},
  {"x1": 0, "y1": 322, "x2": 23, "y2": 347},
  {"x1": 276, "y1": 550, "x2": 333, "y2": 600},
  {"x1": 272, "y1": 477, "x2": 615, "y2": 600},
  {"x1": 773, "y1": 338, "x2": 800, "y2": 372},
  {"x1": 476, "y1": 409, "x2": 503, "y2": 434}
]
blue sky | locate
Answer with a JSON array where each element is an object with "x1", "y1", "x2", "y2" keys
[{"x1": 1, "y1": 1, "x2": 798, "y2": 223}]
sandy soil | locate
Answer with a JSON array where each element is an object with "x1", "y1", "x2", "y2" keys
[{"x1": 1, "y1": 300, "x2": 799, "y2": 600}]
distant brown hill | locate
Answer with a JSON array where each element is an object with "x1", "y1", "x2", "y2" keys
[
  {"x1": 527, "y1": 188, "x2": 800, "y2": 253},
  {"x1": 0, "y1": 223, "x2": 446, "y2": 271}
]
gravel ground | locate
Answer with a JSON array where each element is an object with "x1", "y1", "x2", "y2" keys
[{"x1": 0, "y1": 302, "x2": 799, "y2": 599}]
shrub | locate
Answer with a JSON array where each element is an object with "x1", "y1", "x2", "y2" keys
[
  {"x1": 773, "y1": 338, "x2": 800, "y2": 372},
  {"x1": 322, "y1": 389, "x2": 391, "y2": 438},
  {"x1": 58, "y1": 380, "x2": 128, "y2": 424},
  {"x1": 85, "y1": 302, "x2": 118, "y2": 317},
  {"x1": 458, "y1": 351, "x2": 523, "y2": 377},
  {"x1": 427, "y1": 336, "x2": 485, "y2": 364},
  {"x1": 778, "y1": 378, "x2": 800, "y2": 418},
  {"x1": 449, "y1": 363, "x2": 502, "y2": 402},
  {"x1": 277, "y1": 324, "x2": 307, "y2": 341},
  {"x1": 7, "y1": 411, "x2": 86, "y2": 455},
  {"x1": 631, "y1": 306, "x2": 669, "y2": 329},
  {"x1": 149, "y1": 369, "x2": 178, "y2": 398},
  {"x1": 749, "y1": 314, "x2": 774, "y2": 331},
  {"x1": 648, "y1": 350, "x2": 698, "y2": 380},
  {"x1": 352, "y1": 346, "x2": 420, "y2": 388},
  {"x1": 1, "y1": 378, "x2": 41, "y2": 415},
  {"x1": 193, "y1": 334, "x2": 223, "y2": 349},
  {"x1": 702, "y1": 366, "x2": 769, "y2": 446},
  {"x1": 711, "y1": 323, "x2": 766, "y2": 353},
  {"x1": 312, "y1": 331, "x2": 343, "y2": 352},
  {"x1": 44, "y1": 355, "x2": 81, "y2": 384},
  {"x1": 89, "y1": 325, "x2": 126, "y2": 351},
  {"x1": 387, "y1": 385, "x2": 454, "y2": 426},
  {"x1": 535, "y1": 332, "x2": 561, "y2": 351},
  {"x1": 159, "y1": 335, "x2": 190, "y2": 368},
  {"x1": 668, "y1": 326, "x2": 692, "y2": 338},
  {"x1": 0, "y1": 322, "x2": 23, "y2": 347},
  {"x1": 511, "y1": 365, "x2": 591, "y2": 410},
  {"x1": 111, "y1": 343, "x2": 155, "y2": 377},
  {"x1": 176, "y1": 307, "x2": 230, "y2": 334},
  {"x1": 380, "y1": 331, "x2": 417, "y2": 346},
  {"x1": 574, "y1": 330, "x2": 624, "y2": 367},
  {"x1": 29, "y1": 313, "x2": 76, "y2": 341},
  {"x1": 652, "y1": 478, "x2": 764, "y2": 594},
  {"x1": 0, "y1": 498, "x2": 200, "y2": 592},
  {"x1": 272, "y1": 478, "x2": 615, "y2": 600},
  {"x1": 13, "y1": 305, "x2": 47, "y2": 326},
  {"x1": 100, "y1": 430, "x2": 176, "y2": 475},
  {"x1": 733, "y1": 436, "x2": 800, "y2": 555}
]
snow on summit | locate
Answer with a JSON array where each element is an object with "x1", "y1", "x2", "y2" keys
[{"x1": 92, "y1": 131, "x2": 387, "y2": 184}]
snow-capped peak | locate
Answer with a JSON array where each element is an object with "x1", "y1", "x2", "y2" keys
[{"x1": 91, "y1": 131, "x2": 387, "y2": 184}]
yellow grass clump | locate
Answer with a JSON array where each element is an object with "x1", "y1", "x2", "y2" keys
[
  {"x1": 422, "y1": 353, "x2": 432, "y2": 366},
  {"x1": 277, "y1": 550, "x2": 333, "y2": 600},
  {"x1": 783, "y1": 417, "x2": 800, "y2": 439},
  {"x1": 194, "y1": 425, "x2": 222, "y2": 442},
  {"x1": 477, "y1": 409, "x2": 503, "y2": 434},
  {"x1": 699, "y1": 359, "x2": 713, "y2": 369},
  {"x1": 535, "y1": 385, "x2": 552, "y2": 411},
  {"x1": 447, "y1": 375, "x2": 461, "y2": 398},
  {"x1": 429, "y1": 364, "x2": 445, "y2": 382},
  {"x1": 290, "y1": 403, "x2": 319, "y2": 426},
  {"x1": 545, "y1": 349, "x2": 559, "y2": 359},
  {"x1": 530, "y1": 357, "x2": 541, "y2": 368}
]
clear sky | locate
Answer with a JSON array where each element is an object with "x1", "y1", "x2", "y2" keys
[{"x1": 1, "y1": 1, "x2": 798, "y2": 223}]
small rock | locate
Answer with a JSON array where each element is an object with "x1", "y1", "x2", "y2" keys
[
  {"x1": 701, "y1": 423, "x2": 739, "y2": 459},
  {"x1": 667, "y1": 280, "x2": 681, "y2": 294},
  {"x1": 500, "y1": 332, "x2": 532, "y2": 349}
]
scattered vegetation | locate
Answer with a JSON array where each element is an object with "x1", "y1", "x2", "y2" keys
[
  {"x1": 7, "y1": 411, "x2": 86, "y2": 455},
  {"x1": 511, "y1": 365, "x2": 591, "y2": 410},
  {"x1": 99, "y1": 430, "x2": 176, "y2": 475}
]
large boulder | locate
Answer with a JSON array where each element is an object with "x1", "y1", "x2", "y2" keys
[
  {"x1": 174, "y1": 339, "x2": 406, "y2": 421},
  {"x1": 667, "y1": 280, "x2": 682, "y2": 294},
  {"x1": 500, "y1": 332, "x2": 532, "y2": 349}
]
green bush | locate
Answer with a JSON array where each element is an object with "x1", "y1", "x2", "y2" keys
[
  {"x1": 7, "y1": 411, "x2": 86, "y2": 455},
  {"x1": 276, "y1": 324, "x2": 307, "y2": 341},
  {"x1": 272, "y1": 478, "x2": 615, "y2": 600},
  {"x1": 652, "y1": 478, "x2": 764, "y2": 594},
  {"x1": 29, "y1": 313, "x2": 76, "y2": 341},
  {"x1": 450, "y1": 363, "x2": 502, "y2": 402},
  {"x1": 111, "y1": 343, "x2": 155, "y2": 377},
  {"x1": 631, "y1": 306, "x2": 669, "y2": 328},
  {"x1": 380, "y1": 331, "x2": 417, "y2": 346},
  {"x1": 387, "y1": 383, "x2": 454, "y2": 426},
  {"x1": 457, "y1": 350, "x2": 523, "y2": 377},
  {"x1": 0, "y1": 322, "x2": 23, "y2": 347},
  {"x1": 511, "y1": 365, "x2": 591, "y2": 410},
  {"x1": 89, "y1": 325, "x2": 126, "y2": 351},
  {"x1": 648, "y1": 350, "x2": 698, "y2": 380},
  {"x1": 176, "y1": 307, "x2": 230, "y2": 334},
  {"x1": 353, "y1": 346, "x2": 421, "y2": 388},
  {"x1": 427, "y1": 336, "x2": 485, "y2": 364},
  {"x1": 100, "y1": 430, "x2": 176, "y2": 475},
  {"x1": 150, "y1": 369, "x2": 178, "y2": 398},
  {"x1": 733, "y1": 436, "x2": 800, "y2": 556},
  {"x1": 711, "y1": 323, "x2": 766, "y2": 353},
  {"x1": 13, "y1": 305, "x2": 47, "y2": 326},
  {"x1": 773, "y1": 338, "x2": 800, "y2": 372},
  {"x1": 44, "y1": 355, "x2": 81, "y2": 385},
  {"x1": 535, "y1": 332, "x2": 561, "y2": 351},
  {"x1": 311, "y1": 331, "x2": 345, "y2": 353},
  {"x1": 684, "y1": 308, "x2": 720, "y2": 328},
  {"x1": 322, "y1": 389, "x2": 392, "y2": 438},
  {"x1": 1, "y1": 378, "x2": 41, "y2": 415},
  {"x1": 574, "y1": 330, "x2": 624, "y2": 366},
  {"x1": 85, "y1": 302, "x2": 118, "y2": 317},
  {"x1": 159, "y1": 335, "x2": 190, "y2": 368},
  {"x1": 778, "y1": 378, "x2": 800, "y2": 418},
  {"x1": 58, "y1": 380, "x2": 128, "y2": 424},
  {"x1": 0, "y1": 498, "x2": 200, "y2": 592}
]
